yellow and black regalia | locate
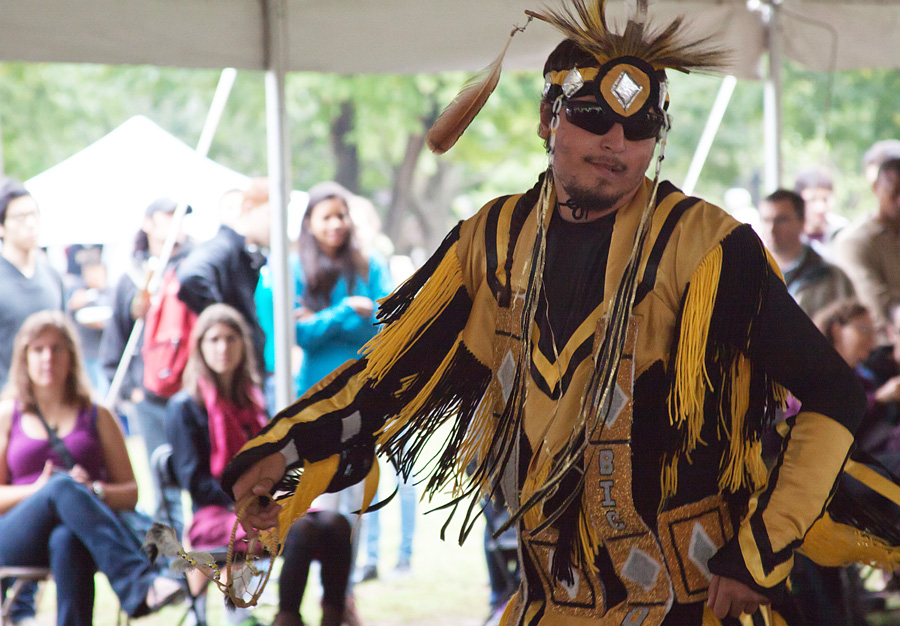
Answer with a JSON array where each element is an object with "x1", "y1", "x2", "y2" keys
[{"x1": 223, "y1": 2, "x2": 900, "y2": 625}]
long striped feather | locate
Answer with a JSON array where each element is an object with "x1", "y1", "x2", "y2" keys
[{"x1": 426, "y1": 31, "x2": 516, "y2": 155}]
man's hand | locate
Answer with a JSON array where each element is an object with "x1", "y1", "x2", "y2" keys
[
  {"x1": 231, "y1": 452, "x2": 287, "y2": 535},
  {"x1": 707, "y1": 574, "x2": 770, "y2": 619}
]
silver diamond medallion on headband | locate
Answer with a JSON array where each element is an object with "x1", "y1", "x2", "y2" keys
[
  {"x1": 611, "y1": 71, "x2": 643, "y2": 111},
  {"x1": 562, "y1": 69, "x2": 585, "y2": 98}
]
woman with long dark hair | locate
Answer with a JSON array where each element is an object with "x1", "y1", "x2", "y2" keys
[
  {"x1": 292, "y1": 182, "x2": 393, "y2": 396},
  {"x1": 0, "y1": 311, "x2": 183, "y2": 626}
]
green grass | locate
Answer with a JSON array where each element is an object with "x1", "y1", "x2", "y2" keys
[{"x1": 30, "y1": 436, "x2": 493, "y2": 626}]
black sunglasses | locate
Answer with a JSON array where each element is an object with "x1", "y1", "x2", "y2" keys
[{"x1": 564, "y1": 100, "x2": 665, "y2": 141}]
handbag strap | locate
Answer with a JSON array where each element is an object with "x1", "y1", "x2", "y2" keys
[{"x1": 32, "y1": 405, "x2": 76, "y2": 470}]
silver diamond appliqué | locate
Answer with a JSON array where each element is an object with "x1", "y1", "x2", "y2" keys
[
  {"x1": 602, "y1": 383, "x2": 629, "y2": 428},
  {"x1": 621, "y1": 547, "x2": 661, "y2": 591},
  {"x1": 562, "y1": 69, "x2": 585, "y2": 98},
  {"x1": 498, "y1": 350, "x2": 516, "y2": 403},
  {"x1": 688, "y1": 522, "x2": 717, "y2": 581},
  {"x1": 611, "y1": 71, "x2": 643, "y2": 111}
]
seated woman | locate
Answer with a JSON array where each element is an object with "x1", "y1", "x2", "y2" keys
[
  {"x1": 164, "y1": 303, "x2": 269, "y2": 597},
  {"x1": 0, "y1": 310, "x2": 183, "y2": 626},
  {"x1": 789, "y1": 298, "x2": 880, "y2": 626},
  {"x1": 165, "y1": 303, "x2": 354, "y2": 626},
  {"x1": 815, "y1": 299, "x2": 885, "y2": 460}
]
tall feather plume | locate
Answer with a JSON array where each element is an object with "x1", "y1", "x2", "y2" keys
[
  {"x1": 426, "y1": 22, "x2": 527, "y2": 154},
  {"x1": 526, "y1": 0, "x2": 728, "y2": 74}
]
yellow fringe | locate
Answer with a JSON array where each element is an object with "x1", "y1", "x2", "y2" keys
[
  {"x1": 576, "y1": 501, "x2": 601, "y2": 571},
  {"x1": 362, "y1": 241, "x2": 464, "y2": 384},
  {"x1": 375, "y1": 335, "x2": 464, "y2": 444},
  {"x1": 800, "y1": 512, "x2": 900, "y2": 570},
  {"x1": 660, "y1": 456, "x2": 679, "y2": 505},
  {"x1": 522, "y1": 461, "x2": 553, "y2": 530},
  {"x1": 668, "y1": 245, "x2": 721, "y2": 435},
  {"x1": 663, "y1": 245, "x2": 722, "y2": 500},
  {"x1": 456, "y1": 385, "x2": 501, "y2": 499},
  {"x1": 273, "y1": 454, "x2": 341, "y2": 541},
  {"x1": 718, "y1": 355, "x2": 768, "y2": 493}
]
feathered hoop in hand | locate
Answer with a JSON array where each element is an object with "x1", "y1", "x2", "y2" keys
[{"x1": 143, "y1": 495, "x2": 283, "y2": 609}]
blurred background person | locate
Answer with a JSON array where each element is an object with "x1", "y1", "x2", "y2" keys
[
  {"x1": 863, "y1": 139, "x2": 900, "y2": 186},
  {"x1": 291, "y1": 182, "x2": 392, "y2": 396},
  {"x1": 780, "y1": 298, "x2": 882, "y2": 626},
  {"x1": 834, "y1": 158, "x2": 900, "y2": 343},
  {"x1": 177, "y1": 179, "x2": 270, "y2": 381},
  {"x1": 0, "y1": 179, "x2": 67, "y2": 626},
  {"x1": 0, "y1": 178, "x2": 66, "y2": 390},
  {"x1": 65, "y1": 244, "x2": 113, "y2": 400},
  {"x1": 757, "y1": 189, "x2": 854, "y2": 319},
  {"x1": 289, "y1": 183, "x2": 408, "y2": 589},
  {"x1": 0, "y1": 311, "x2": 183, "y2": 626},
  {"x1": 164, "y1": 304, "x2": 267, "y2": 609},
  {"x1": 793, "y1": 166, "x2": 847, "y2": 258},
  {"x1": 99, "y1": 197, "x2": 193, "y2": 536},
  {"x1": 858, "y1": 302, "x2": 900, "y2": 458}
]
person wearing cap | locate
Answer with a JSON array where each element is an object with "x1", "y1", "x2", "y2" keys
[
  {"x1": 99, "y1": 196, "x2": 194, "y2": 535},
  {"x1": 220, "y1": 2, "x2": 886, "y2": 624},
  {"x1": 0, "y1": 178, "x2": 66, "y2": 389}
]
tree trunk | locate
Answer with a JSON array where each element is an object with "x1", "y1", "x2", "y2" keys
[
  {"x1": 330, "y1": 100, "x2": 359, "y2": 193},
  {"x1": 384, "y1": 131, "x2": 426, "y2": 244}
]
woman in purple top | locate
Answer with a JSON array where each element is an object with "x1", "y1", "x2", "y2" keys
[{"x1": 0, "y1": 311, "x2": 183, "y2": 626}]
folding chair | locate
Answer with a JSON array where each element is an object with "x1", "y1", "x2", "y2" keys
[
  {"x1": 0, "y1": 567, "x2": 50, "y2": 626},
  {"x1": 150, "y1": 444, "x2": 209, "y2": 626}
]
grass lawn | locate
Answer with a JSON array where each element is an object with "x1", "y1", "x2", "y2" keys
[{"x1": 29, "y1": 435, "x2": 494, "y2": 626}]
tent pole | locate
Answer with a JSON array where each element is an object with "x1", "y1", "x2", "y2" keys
[
  {"x1": 683, "y1": 75, "x2": 737, "y2": 196},
  {"x1": 104, "y1": 68, "x2": 237, "y2": 409},
  {"x1": 264, "y1": 0, "x2": 295, "y2": 412},
  {"x1": 763, "y1": 0, "x2": 783, "y2": 193},
  {"x1": 0, "y1": 103, "x2": 5, "y2": 176}
]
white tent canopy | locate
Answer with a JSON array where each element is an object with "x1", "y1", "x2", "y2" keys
[
  {"x1": 1, "y1": 1, "x2": 899, "y2": 78},
  {"x1": 25, "y1": 115, "x2": 249, "y2": 248}
]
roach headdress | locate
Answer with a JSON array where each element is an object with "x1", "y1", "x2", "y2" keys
[{"x1": 426, "y1": 0, "x2": 728, "y2": 155}]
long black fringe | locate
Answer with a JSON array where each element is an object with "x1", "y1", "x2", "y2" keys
[
  {"x1": 376, "y1": 342, "x2": 493, "y2": 537},
  {"x1": 663, "y1": 226, "x2": 780, "y2": 496},
  {"x1": 829, "y1": 453, "x2": 900, "y2": 545}
]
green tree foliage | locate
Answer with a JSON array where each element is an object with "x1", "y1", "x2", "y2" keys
[{"x1": 1, "y1": 61, "x2": 899, "y2": 252}]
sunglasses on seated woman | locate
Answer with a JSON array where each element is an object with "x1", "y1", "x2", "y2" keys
[{"x1": 564, "y1": 100, "x2": 666, "y2": 141}]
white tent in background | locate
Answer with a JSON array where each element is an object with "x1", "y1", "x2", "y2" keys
[
  {"x1": 5, "y1": 0, "x2": 900, "y2": 409},
  {"x1": 25, "y1": 114, "x2": 249, "y2": 249}
]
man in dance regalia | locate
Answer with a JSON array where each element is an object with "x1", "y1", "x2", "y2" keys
[{"x1": 221, "y1": 2, "x2": 900, "y2": 624}]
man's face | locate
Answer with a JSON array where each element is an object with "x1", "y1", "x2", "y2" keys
[
  {"x1": 758, "y1": 199, "x2": 804, "y2": 256},
  {"x1": 540, "y1": 99, "x2": 657, "y2": 214},
  {"x1": 799, "y1": 186, "x2": 833, "y2": 236},
  {"x1": 874, "y1": 169, "x2": 900, "y2": 223},
  {"x1": 0, "y1": 195, "x2": 41, "y2": 252}
]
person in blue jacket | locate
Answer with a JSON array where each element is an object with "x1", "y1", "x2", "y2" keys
[{"x1": 292, "y1": 182, "x2": 393, "y2": 397}]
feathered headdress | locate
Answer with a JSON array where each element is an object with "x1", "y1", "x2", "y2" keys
[
  {"x1": 425, "y1": 0, "x2": 728, "y2": 155},
  {"x1": 528, "y1": 0, "x2": 727, "y2": 74}
]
